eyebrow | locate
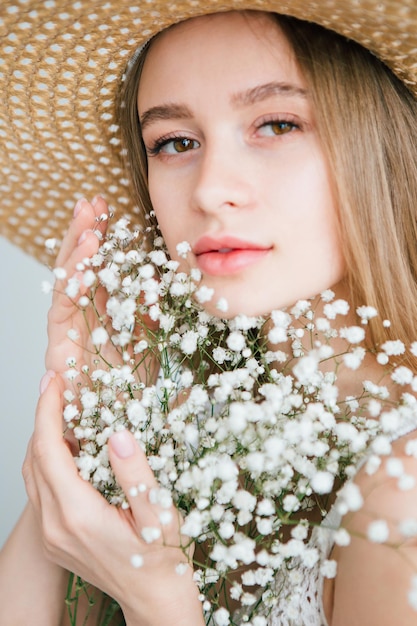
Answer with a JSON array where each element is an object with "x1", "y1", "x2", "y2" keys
[
  {"x1": 231, "y1": 81, "x2": 308, "y2": 107},
  {"x1": 139, "y1": 81, "x2": 308, "y2": 131},
  {"x1": 140, "y1": 103, "x2": 192, "y2": 132}
]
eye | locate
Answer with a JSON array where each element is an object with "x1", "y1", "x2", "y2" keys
[
  {"x1": 147, "y1": 136, "x2": 200, "y2": 156},
  {"x1": 257, "y1": 119, "x2": 299, "y2": 137}
]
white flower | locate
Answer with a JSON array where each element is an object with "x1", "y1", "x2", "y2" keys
[
  {"x1": 176, "y1": 241, "x2": 191, "y2": 258},
  {"x1": 270, "y1": 309, "x2": 291, "y2": 328},
  {"x1": 333, "y1": 528, "x2": 351, "y2": 546},
  {"x1": 356, "y1": 305, "x2": 378, "y2": 321},
  {"x1": 257, "y1": 518, "x2": 274, "y2": 535},
  {"x1": 82, "y1": 269, "x2": 96, "y2": 287},
  {"x1": 232, "y1": 490, "x2": 257, "y2": 512},
  {"x1": 339, "y1": 326, "x2": 365, "y2": 344},
  {"x1": 321, "y1": 289, "x2": 335, "y2": 302},
  {"x1": 180, "y1": 370, "x2": 194, "y2": 387},
  {"x1": 181, "y1": 511, "x2": 204, "y2": 537},
  {"x1": 226, "y1": 331, "x2": 246, "y2": 352},
  {"x1": 408, "y1": 576, "x2": 417, "y2": 611},
  {"x1": 91, "y1": 327, "x2": 109, "y2": 346},
  {"x1": 212, "y1": 347, "x2": 228, "y2": 364},
  {"x1": 63, "y1": 404, "x2": 79, "y2": 422},
  {"x1": 381, "y1": 340, "x2": 406, "y2": 356},
  {"x1": 365, "y1": 455, "x2": 381, "y2": 475},
  {"x1": 398, "y1": 475, "x2": 415, "y2": 491},
  {"x1": 41, "y1": 280, "x2": 53, "y2": 294},
  {"x1": 219, "y1": 521, "x2": 235, "y2": 540},
  {"x1": 149, "y1": 250, "x2": 167, "y2": 266},
  {"x1": 127, "y1": 400, "x2": 147, "y2": 426},
  {"x1": 229, "y1": 534, "x2": 256, "y2": 564},
  {"x1": 98, "y1": 266, "x2": 120, "y2": 292},
  {"x1": 321, "y1": 559, "x2": 337, "y2": 578},
  {"x1": 172, "y1": 562, "x2": 188, "y2": 576},
  {"x1": 343, "y1": 347, "x2": 366, "y2": 370},
  {"x1": 367, "y1": 520, "x2": 389, "y2": 543},
  {"x1": 310, "y1": 471, "x2": 334, "y2": 494},
  {"x1": 257, "y1": 499, "x2": 275, "y2": 517},
  {"x1": 130, "y1": 554, "x2": 144, "y2": 568},
  {"x1": 268, "y1": 326, "x2": 288, "y2": 344},
  {"x1": 216, "y1": 297, "x2": 229, "y2": 312},
  {"x1": 391, "y1": 366, "x2": 413, "y2": 385},
  {"x1": 45, "y1": 237, "x2": 57, "y2": 250},
  {"x1": 291, "y1": 299, "x2": 311, "y2": 317},
  {"x1": 141, "y1": 526, "x2": 162, "y2": 543},
  {"x1": 139, "y1": 263, "x2": 155, "y2": 279},
  {"x1": 195, "y1": 285, "x2": 214, "y2": 303},
  {"x1": 81, "y1": 391, "x2": 99, "y2": 410},
  {"x1": 371, "y1": 435, "x2": 392, "y2": 455},
  {"x1": 336, "y1": 482, "x2": 363, "y2": 514},
  {"x1": 399, "y1": 518, "x2": 417, "y2": 539},
  {"x1": 53, "y1": 266, "x2": 67, "y2": 280},
  {"x1": 283, "y1": 495, "x2": 300, "y2": 513},
  {"x1": 180, "y1": 330, "x2": 199, "y2": 355},
  {"x1": 405, "y1": 439, "x2": 417, "y2": 457},
  {"x1": 386, "y1": 458, "x2": 404, "y2": 478},
  {"x1": 65, "y1": 275, "x2": 80, "y2": 298},
  {"x1": 293, "y1": 354, "x2": 319, "y2": 385},
  {"x1": 323, "y1": 299, "x2": 349, "y2": 319},
  {"x1": 134, "y1": 339, "x2": 148, "y2": 354},
  {"x1": 302, "y1": 548, "x2": 319, "y2": 568},
  {"x1": 376, "y1": 352, "x2": 389, "y2": 365},
  {"x1": 213, "y1": 607, "x2": 230, "y2": 626}
]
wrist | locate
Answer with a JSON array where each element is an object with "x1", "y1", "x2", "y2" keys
[{"x1": 121, "y1": 571, "x2": 205, "y2": 626}]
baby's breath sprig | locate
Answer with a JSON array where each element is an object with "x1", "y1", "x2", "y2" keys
[{"x1": 51, "y1": 216, "x2": 417, "y2": 625}]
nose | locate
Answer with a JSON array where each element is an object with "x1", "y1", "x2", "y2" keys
[{"x1": 190, "y1": 134, "x2": 254, "y2": 214}]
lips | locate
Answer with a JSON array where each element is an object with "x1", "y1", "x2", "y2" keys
[{"x1": 193, "y1": 235, "x2": 271, "y2": 276}]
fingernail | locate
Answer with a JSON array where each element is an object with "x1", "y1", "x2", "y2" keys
[
  {"x1": 77, "y1": 229, "x2": 94, "y2": 245},
  {"x1": 110, "y1": 430, "x2": 136, "y2": 459},
  {"x1": 39, "y1": 370, "x2": 56, "y2": 395},
  {"x1": 91, "y1": 195, "x2": 101, "y2": 208},
  {"x1": 73, "y1": 198, "x2": 88, "y2": 218}
]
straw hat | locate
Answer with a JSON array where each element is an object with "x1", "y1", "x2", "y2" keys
[{"x1": 1, "y1": 0, "x2": 417, "y2": 264}]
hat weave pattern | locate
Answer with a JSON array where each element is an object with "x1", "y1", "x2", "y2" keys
[{"x1": 1, "y1": 0, "x2": 417, "y2": 264}]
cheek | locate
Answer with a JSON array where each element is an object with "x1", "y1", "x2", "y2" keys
[{"x1": 148, "y1": 168, "x2": 193, "y2": 258}]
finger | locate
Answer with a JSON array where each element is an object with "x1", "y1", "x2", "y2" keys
[
  {"x1": 108, "y1": 431, "x2": 180, "y2": 541},
  {"x1": 55, "y1": 196, "x2": 109, "y2": 269},
  {"x1": 49, "y1": 229, "x2": 100, "y2": 316},
  {"x1": 26, "y1": 372, "x2": 113, "y2": 518},
  {"x1": 29, "y1": 373, "x2": 91, "y2": 504},
  {"x1": 22, "y1": 435, "x2": 41, "y2": 514}
]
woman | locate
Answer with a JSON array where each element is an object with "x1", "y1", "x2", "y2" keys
[{"x1": 1, "y1": 2, "x2": 417, "y2": 625}]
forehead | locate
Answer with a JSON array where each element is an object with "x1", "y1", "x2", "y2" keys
[{"x1": 138, "y1": 11, "x2": 303, "y2": 106}]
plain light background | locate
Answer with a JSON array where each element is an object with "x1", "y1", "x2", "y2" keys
[{"x1": 0, "y1": 236, "x2": 51, "y2": 547}]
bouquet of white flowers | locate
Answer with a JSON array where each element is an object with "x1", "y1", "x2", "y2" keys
[{"x1": 50, "y1": 216, "x2": 417, "y2": 625}]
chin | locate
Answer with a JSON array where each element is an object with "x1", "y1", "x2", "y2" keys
[{"x1": 201, "y1": 296, "x2": 277, "y2": 320}]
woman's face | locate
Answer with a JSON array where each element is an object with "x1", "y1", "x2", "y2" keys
[{"x1": 138, "y1": 11, "x2": 345, "y2": 317}]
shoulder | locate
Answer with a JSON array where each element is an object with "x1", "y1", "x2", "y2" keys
[{"x1": 328, "y1": 430, "x2": 417, "y2": 626}]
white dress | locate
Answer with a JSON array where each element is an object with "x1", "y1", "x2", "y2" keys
[
  {"x1": 264, "y1": 423, "x2": 417, "y2": 626},
  {"x1": 231, "y1": 421, "x2": 417, "y2": 626}
]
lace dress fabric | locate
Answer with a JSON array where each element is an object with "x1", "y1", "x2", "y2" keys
[{"x1": 233, "y1": 422, "x2": 417, "y2": 626}]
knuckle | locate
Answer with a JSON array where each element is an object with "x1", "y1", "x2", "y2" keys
[
  {"x1": 42, "y1": 519, "x2": 63, "y2": 554},
  {"x1": 21, "y1": 455, "x2": 32, "y2": 489},
  {"x1": 30, "y1": 432, "x2": 50, "y2": 464}
]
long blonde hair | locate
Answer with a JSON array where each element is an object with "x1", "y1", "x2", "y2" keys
[{"x1": 118, "y1": 12, "x2": 417, "y2": 361}]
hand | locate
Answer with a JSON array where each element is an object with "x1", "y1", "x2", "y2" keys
[
  {"x1": 23, "y1": 374, "x2": 204, "y2": 626},
  {"x1": 45, "y1": 196, "x2": 115, "y2": 376}
]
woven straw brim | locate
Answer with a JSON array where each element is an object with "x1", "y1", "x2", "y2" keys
[{"x1": 1, "y1": 0, "x2": 417, "y2": 264}]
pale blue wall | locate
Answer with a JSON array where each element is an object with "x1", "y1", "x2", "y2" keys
[{"x1": 0, "y1": 237, "x2": 50, "y2": 546}]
